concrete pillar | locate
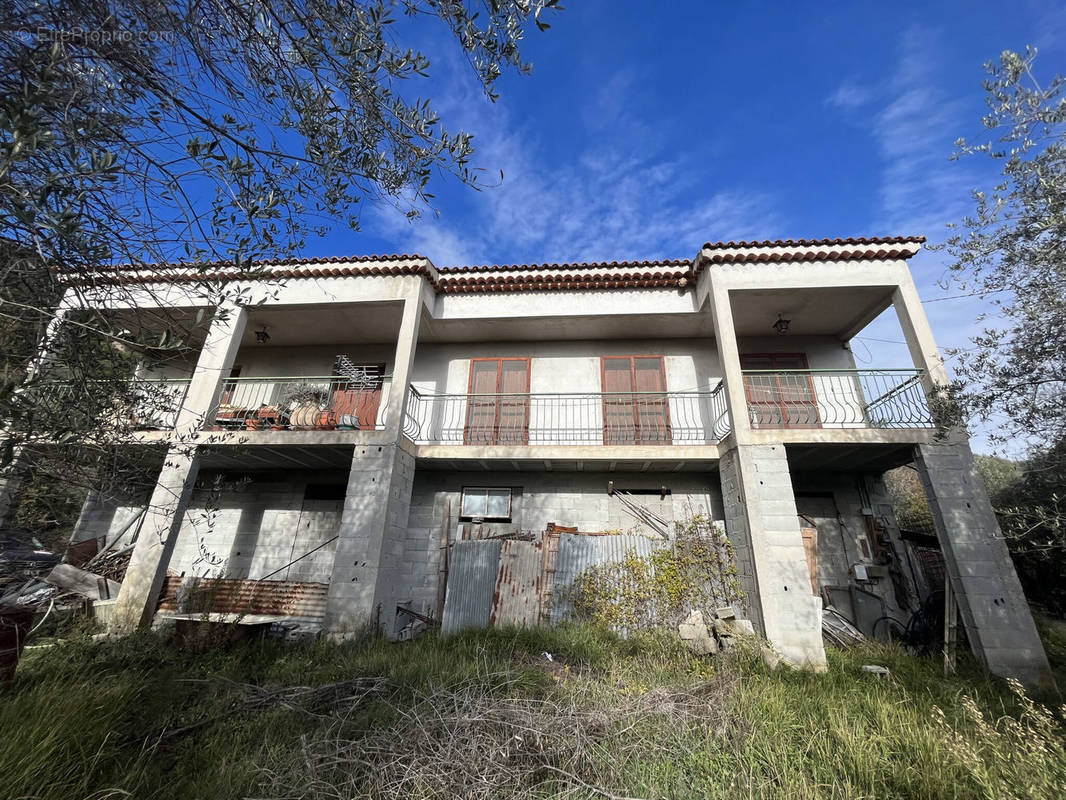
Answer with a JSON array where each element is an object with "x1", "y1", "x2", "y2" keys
[
  {"x1": 323, "y1": 442, "x2": 416, "y2": 636},
  {"x1": 384, "y1": 288, "x2": 422, "y2": 439},
  {"x1": 109, "y1": 446, "x2": 200, "y2": 631},
  {"x1": 708, "y1": 280, "x2": 752, "y2": 443},
  {"x1": 324, "y1": 292, "x2": 422, "y2": 636},
  {"x1": 893, "y1": 283, "x2": 1052, "y2": 687},
  {"x1": 720, "y1": 443, "x2": 827, "y2": 669},
  {"x1": 915, "y1": 440, "x2": 1053, "y2": 687},
  {"x1": 174, "y1": 304, "x2": 247, "y2": 437},
  {"x1": 109, "y1": 304, "x2": 246, "y2": 631}
]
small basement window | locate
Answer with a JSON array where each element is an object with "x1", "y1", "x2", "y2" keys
[{"x1": 461, "y1": 487, "x2": 512, "y2": 521}]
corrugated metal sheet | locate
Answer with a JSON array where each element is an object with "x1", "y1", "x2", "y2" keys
[
  {"x1": 157, "y1": 577, "x2": 328, "y2": 619},
  {"x1": 550, "y1": 534, "x2": 667, "y2": 624},
  {"x1": 441, "y1": 539, "x2": 502, "y2": 634},
  {"x1": 490, "y1": 539, "x2": 544, "y2": 627}
]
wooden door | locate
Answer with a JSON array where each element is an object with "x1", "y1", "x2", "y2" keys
[
  {"x1": 463, "y1": 358, "x2": 530, "y2": 445},
  {"x1": 741, "y1": 353, "x2": 820, "y2": 428},
  {"x1": 331, "y1": 362, "x2": 385, "y2": 429},
  {"x1": 601, "y1": 356, "x2": 671, "y2": 444}
]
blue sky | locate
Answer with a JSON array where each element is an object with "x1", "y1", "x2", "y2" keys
[{"x1": 316, "y1": 0, "x2": 1066, "y2": 454}]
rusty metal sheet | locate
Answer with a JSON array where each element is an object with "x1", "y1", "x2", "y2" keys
[
  {"x1": 550, "y1": 533, "x2": 667, "y2": 625},
  {"x1": 441, "y1": 539, "x2": 502, "y2": 635},
  {"x1": 157, "y1": 577, "x2": 328, "y2": 619},
  {"x1": 490, "y1": 539, "x2": 543, "y2": 628}
]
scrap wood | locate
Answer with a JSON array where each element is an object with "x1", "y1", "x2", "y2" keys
[
  {"x1": 614, "y1": 491, "x2": 670, "y2": 538},
  {"x1": 44, "y1": 563, "x2": 121, "y2": 601}
]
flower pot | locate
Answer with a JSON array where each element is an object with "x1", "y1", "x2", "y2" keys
[
  {"x1": 245, "y1": 417, "x2": 262, "y2": 431},
  {"x1": 290, "y1": 403, "x2": 322, "y2": 429},
  {"x1": 314, "y1": 410, "x2": 336, "y2": 430}
]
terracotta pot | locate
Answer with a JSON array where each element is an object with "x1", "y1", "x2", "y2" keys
[
  {"x1": 245, "y1": 417, "x2": 262, "y2": 431},
  {"x1": 315, "y1": 410, "x2": 336, "y2": 430},
  {"x1": 290, "y1": 403, "x2": 321, "y2": 429}
]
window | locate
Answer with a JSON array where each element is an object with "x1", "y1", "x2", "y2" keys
[
  {"x1": 601, "y1": 356, "x2": 671, "y2": 444},
  {"x1": 464, "y1": 358, "x2": 530, "y2": 445},
  {"x1": 460, "y1": 487, "x2": 512, "y2": 520},
  {"x1": 741, "y1": 353, "x2": 820, "y2": 428}
]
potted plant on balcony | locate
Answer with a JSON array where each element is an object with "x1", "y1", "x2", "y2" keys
[{"x1": 279, "y1": 383, "x2": 334, "y2": 430}]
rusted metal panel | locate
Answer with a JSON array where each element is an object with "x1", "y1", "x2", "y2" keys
[
  {"x1": 550, "y1": 534, "x2": 666, "y2": 624},
  {"x1": 157, "y1": 577, "x2": 328, "y2": 619},
  {"x1": 489, "y1": 539, "x2": 543, "y2": 628},
  {"x1": 441, "y1": 539, "x2": 502, "y2": 634}
]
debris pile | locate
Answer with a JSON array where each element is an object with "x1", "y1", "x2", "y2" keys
[{"x1": 677, "y1": 606, "x2": 753, "y2": 656}]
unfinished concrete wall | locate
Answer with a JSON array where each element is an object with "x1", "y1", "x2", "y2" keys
[
  {"x1": 164, "y1": 472, "x2": 343, "y2": 583},
  {"x1": 916, "y1": 440, "x2": 1053, "y2": 687},
  {"x1": 791, "y1": 470, "x2": 920, "y2": 634},
  {"x1": 401, "y1": 470, "x2": 724, "y2": 620},
  {"x1": 719, "y1": 443, "x2": 826, "y2": 669},
  {"x1": 323, "y1": 443, "x2": 416, "y2": 636}
]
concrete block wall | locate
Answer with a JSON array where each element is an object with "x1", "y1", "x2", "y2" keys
[
  {"x1": 400, "y1": 470, "x2": 724, "y2": 619},
  {"x1": 719, "y1": 443, "x2": 826, "y2": 669},
  {"x1": 324, "y1": 443, "x2": 417, "y2": 635},
  {"x1": 790, "y1": 471, "x2": 919, "y2": 624},
  {"x1": 916, "y1": 440, "x2": 1053, "y2": 687}
]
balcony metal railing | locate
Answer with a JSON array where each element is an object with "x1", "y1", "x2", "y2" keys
[
  {"x1": 211, "y1": 374, "x2": 393, "y2": 431},
  {"x1": 402, "y1": 384, "x2": 729, "y2": 446},
  {"x1": 740, "y1": 368, "x2": 933, "y2": 430},
  {"x1": 31, "y1": 377, "x2": 192, "y2": 432}
]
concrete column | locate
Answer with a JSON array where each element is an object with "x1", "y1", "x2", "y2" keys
[
  {"x1": 894, "y1": 281, "x2": 1052, "y2": 686},
  {"x1": 720, "y1": 443, "x2": 827, "y2": 669},
  {"x1": 324, "y1": 292, "x2": 422, "y2": 637},
  {"x1": 110, "y1": 445, "x2": 200, "y2": 631},
  {"x1": 708, "y1": 279, "x2": 752, "y2": 443},
  {"x1": 915, "y1": 440, "x2": 1053, "y2": 687},
  {"x1": 324, "y1": 442, "x2": 416, "y2": 636},
  {"x1": 385, "y1": 290, "x2": 422, "y2": 438},
  {"x1": 174, "y1": 304, "x2": 247, "y2": 437},
  {"x1": 109, "y1": 304, "x2": 246, "y2": 631}
]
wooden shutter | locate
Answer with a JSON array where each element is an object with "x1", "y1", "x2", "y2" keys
[
  {"x1": 633, "y1": 357, "x2": 670, "y2": 444},
  {"x1": 601, "y1": 356, "x2": 670, "y2": 444},
  {"x1": 741, "y1": 353, "x2": 820, "y2": 428},
  {"x1": 464, "y1": 359, "x2": 529, "y2": 445}
]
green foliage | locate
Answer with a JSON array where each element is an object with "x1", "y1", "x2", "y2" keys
[
  {"x1": 0, "y1": 0, "x2": 561, "y2": 482},
  {"x1": 938, "y1": 47, "x2": 1066, "y2": 457},
  {"x1": 569, "y1": 514, "x2": 745, "y2": 631}
]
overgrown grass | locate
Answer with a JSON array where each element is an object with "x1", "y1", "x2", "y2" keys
[{"x1": 1, "y1": 623, "x2": 1064, "y2": 799}]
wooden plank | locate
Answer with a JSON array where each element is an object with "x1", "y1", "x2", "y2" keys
[
  {"x1": 800, "y1": 526, "x2": 819, "y2": 594},
  {"x1": 44, "y1": 563, "x2": 121, "y2": 600},
  {"x1": 436, "y1": 498, "x2": 451, "y2": 620}
]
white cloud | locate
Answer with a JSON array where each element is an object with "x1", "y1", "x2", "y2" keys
[
  {"x1": 372, "y1": 62, "x2": 782, "y2": 266},
  {"x1": 825, "y1": 82, "x2": 873, "y2": 109}
]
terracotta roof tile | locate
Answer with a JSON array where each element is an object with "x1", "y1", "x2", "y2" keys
[
  {"x1": 700, "y1": 235, "x2": 925, "y2": 250},
  {"x1": 436, "y1": 258, "x2": 691, "y2": 274}
]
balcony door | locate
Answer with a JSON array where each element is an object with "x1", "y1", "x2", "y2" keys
[
  {"x1": 601, "y1": 356, "x2": 671, "y2": 445},
  {"x1": 741, "y1": 353, "x2": 820, "y2": 428},
  {"x1": 331, "y1": 359, "x2": 385, "y2": 430},
  {"x1": 464, "y1": 358, "x2": 530, "y2": 445}
]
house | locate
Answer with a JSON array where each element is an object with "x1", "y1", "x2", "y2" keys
[{"x1": 13, "y1": 235, "x2": 1052, "y2": 685}]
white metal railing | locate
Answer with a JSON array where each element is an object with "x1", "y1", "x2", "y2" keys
[
  {"x1": 739, "y1": 368, "x2": 933, "y2": 430},
  {"x1": 211, "y1": 374, "x2": 393, "y2": 431},
  {"x1": 402, "y1": 384, "x2": 729, "y2": 445}
]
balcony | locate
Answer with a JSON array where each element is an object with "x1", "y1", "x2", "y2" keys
[
  {"x1": 209, "y1": 373, "x2": 393, "y2": 431},
  {"x1": 402, "y1": 386, "x2": 729, "y2": 446},
  {"x1": 740, "y1": 368, "x2": 933, "y2": 430},
  {"x1": 32, "y1": 377, "x2": 191, "y2": 433}
]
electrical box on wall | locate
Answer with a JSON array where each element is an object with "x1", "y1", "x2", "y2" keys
[{"x1": 852, "y1": 564, "x2": 869, "y2": 581}]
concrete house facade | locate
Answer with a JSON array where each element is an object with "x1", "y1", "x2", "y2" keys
[{"x1": 34, "y1": 235, "x2": 1052, "y2": 684}]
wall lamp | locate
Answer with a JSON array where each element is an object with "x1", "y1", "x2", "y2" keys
[
  {"x1": 773, "y1": 314, "x2": 791, "y2": 336},
  {"x1": 254, "y1": 326, "x2": 271, "y2": 344}
]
